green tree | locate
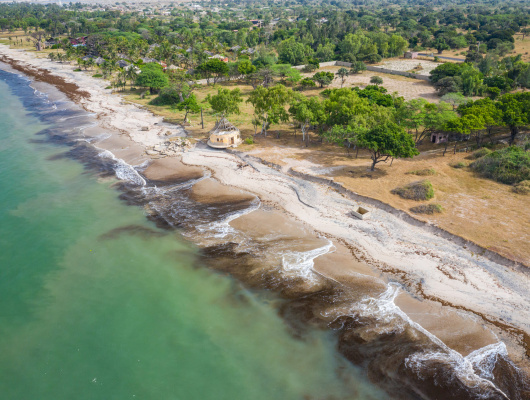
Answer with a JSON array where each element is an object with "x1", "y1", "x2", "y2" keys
[
  {"x1": 237, "y1": 59, "x2": 256, "y2": 76},
  {"x1": 496, "y1": 93, "x2": 530, "y2": 144},
  {"x1": 312, "y1": 71, "x2": 334, "y2": 88},
  {"x1": 289, "y1": 94, "x2": 325, "y2": 146},
  {"x1": 337, "y1": 67, "x2": 349, "y2": 88},
  {"x1": 277, "y1": 38, "x2": 313, "y2": 65},
  {"x1": 433, "y1": 38, "x2": 450, "y2": 54},
  {"x1": 460, "y1": 64, "x2": 484, "y2": 96},
  {"x1": 196, "y1": 59, "x2": 229, "y2": 85},
  {"x1": 370, "y1": 76, "x2": 383, "y2": 86},
  {"x1": 136, "y1": 64, "x2": 168, "y2": 94},
  {"x1": 440, "y1": 93, "x2": 470, "y2": 110},
  {"x1": 434, "y1": 76, "x2": 463, "y2": 96},
  {"x1": 299, "y1": 78, "x2": 316, "y2": 91},
  {"x1": 350, "y1": 61, "x2": 367, "y2": 74},
  {"x1": 458, "y1": 98, "x2": 502, "y2": 146},
  {"x1": 206, "y1": 88, "x2": 243, "y2": 117},
  {"x1": 176, "y1": 94, "x2": 200, "y2": 122},
  {"x1": 397, "y1": 100, "x2": 457, "y2": 144},
  {"x1": 357, "y1": 122, "x2": 419, "y2": 171},
  {"x1": 247, "y1": 84, "x2": 293, "y2": 136}
]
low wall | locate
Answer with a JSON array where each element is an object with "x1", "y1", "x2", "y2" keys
[
  {"x1": 365, "y1": 65, "x2": 431, "y2": 81},
  {"x1": 293, "y1": 60, "x2": 430, "y2": 81}
]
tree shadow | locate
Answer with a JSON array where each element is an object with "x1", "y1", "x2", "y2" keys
[{"x1": 340, "y1": 165, "x2": 389, "y2": 180}]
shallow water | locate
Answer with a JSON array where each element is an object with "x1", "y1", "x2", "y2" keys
[{"x1": 0, "y1": 69, "x2": 388, "y2": 399}]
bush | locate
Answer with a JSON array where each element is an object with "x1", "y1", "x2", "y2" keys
[
  {"x1": 468, "y1": 148, "x2": 492, "y2": 159},
  {"x1": 451, "y1": 161, "x2": 467, "y2": 168},
  {"x1": 410, "y1": 204, "x2": 443, "y2": 214},
  {"x1": 73, "y1": 68, "x2": 81, "y2": 72},
  {"x1": 512, "y1": 180, "x2": 530, "y2": 195},
  {"x1": 470, "y1": 146, "x2": 530, "y2": 184},
  {"x1": 244, "y1": 137, "x2": 254, "y2": 145},
  {"x1": 364, "y1": 53, "x2": 382, "y2": 64},
  {"x1": 302, "y1": 64, "x2": 317, "y2": 73},
  {"x1": 150, "y1": 86, "x2": 184, "y2": 106},
  {"x1": 406, "y1": 168, "x2": 436, "y2": 176},
  {"x1": 92, "y1": 74, "x2": 103, "y2": 78},
  {"x1": 391, "y1": 180, "x2": 435, "y2": 201}
]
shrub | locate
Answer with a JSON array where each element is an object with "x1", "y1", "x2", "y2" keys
[
  {"x1": 244, "y1": 137, "x2": 254, "y2": 145},
  {"x1": 150, "y1": 86, "x2": 185, "y2": 106},
  {"x1": 512, "y1": 180, "x2": 530, "y2": 195},
  {"x1": 468, "y1": 148, "x2": 492, "y2": 159},
  {"x1": 302, "y1": 64, "x2": 317, "y2": 73},
  {"x1": 470, "y1": 146, "x2": 530, "y2": 184},
  {"x1": 451, "y1": 161, "x2": 467, "y2": 168},
  {"x1": 410, "y1": 204, "x2": 443, "y2": 214},
  {"x1": 407, "y1": 168, "x2": 436, "y2": 176},
  {"x1": 391, "y1": 180, "x2": 434, "y2": 201},
  {"x1": 73, "y1": 68, "x2": 81, "y2": 72},
  {"x1": 92, "y1": 73, "x2": 103, "y2": 78}
]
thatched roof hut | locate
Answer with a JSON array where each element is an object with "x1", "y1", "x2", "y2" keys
[{"x1": 207, "y1": 118, "x2": 242, "y2": 149}]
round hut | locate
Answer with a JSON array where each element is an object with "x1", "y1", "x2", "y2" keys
[{"x1": 207, "y1": 118, "x2": 242, "y2": 149}]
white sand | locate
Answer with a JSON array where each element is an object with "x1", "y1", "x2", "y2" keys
[{"x1": 2, "y1": 44, "x2": 529, "y2": 358}]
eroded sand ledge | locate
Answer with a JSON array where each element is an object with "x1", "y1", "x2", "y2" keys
[{"x1": 1, "y1": 44, "x2": 528, "y2": 374}]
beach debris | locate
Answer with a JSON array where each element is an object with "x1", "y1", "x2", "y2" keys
[
  {"x1": 145, "y1": 139, "x2": 193, "y2": 157},
  {"x1": 141, "y1": 126, "x2": 149, "y2": 131},
  {"x1": 350, "y1": 206, "x2": 371, "y2": 220}
]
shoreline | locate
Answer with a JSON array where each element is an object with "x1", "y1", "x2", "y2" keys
[{"x1": 1, "y1": 45, "x2": 529, "y2": 396}]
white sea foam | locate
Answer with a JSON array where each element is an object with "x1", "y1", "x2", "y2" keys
[
  {"x1": 465, "y1": 342, "x2": 509, "y2": 380},
  {"x1": 281, "y1": 239, "x2": 335, "y2": 281},
  {"x1": 322, "y1": 283, "x2": 510, "y2": 399},
  {"x1": 97, "y1": 149, "x2": 146, "y2": 186},
  {"x1": 195, "y1": 198, "x2": 260, "y2": 239}
]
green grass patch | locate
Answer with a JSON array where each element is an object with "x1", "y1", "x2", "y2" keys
[
  {"x1": 470, "y1": 146, "x2": 530, "y2": 184},
  {"x1": 406, "y1": 168, "x2": 436, "y2": 176},
  {"x1": 467, "y1": 148, "x2": 492, "y2": 160},
  {"x1": 512, "y1": 180, "x2": 530, "y2": 195},
  {"x1": 451, "y1": 161, "x2": 467, "y2": 169},
  {"x1": 391, "y1": 180, "x2": 435, "y2": 201},
  {"x1": 410, "y1": 203, "x2": 443, "y2": 214}
]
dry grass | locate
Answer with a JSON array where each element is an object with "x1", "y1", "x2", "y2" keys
[
  {"x1": 391, "y1": 179, "x2": 435, "y2": 201},
  {"x1": 406, "y1": 167, "x2": 436, "y2": 176},
  {"x1": 410, "y1": 203, "x2": 443, "y2": 214},
  {"x1": 512, "y1": 180, "x2": 530, "y2": 195}
]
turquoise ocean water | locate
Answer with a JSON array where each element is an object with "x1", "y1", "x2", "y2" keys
[{"x1": 0, "y1": 69, "x2": 385, "y2": 399}]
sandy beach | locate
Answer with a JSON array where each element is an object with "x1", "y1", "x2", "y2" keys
[{"x1": 1, "y1": 43, "x2": 529, "y2": 396}]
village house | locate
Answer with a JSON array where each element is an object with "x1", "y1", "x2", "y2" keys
[
  {"x1": 430, "y1": 132, "x2": 448, "y2": 144},
  {"x1": 404, "y1": 51, "x2": 419, "y2": 59},
  {"x1": 207, "y1": 118, "x2": 242, "y2": 149}
]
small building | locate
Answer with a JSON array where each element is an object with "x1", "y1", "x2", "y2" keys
[
  {"x1": 404, "y1": 51, "x2": 419, "y2": 59},
  {"x1": 207, "y1": 118, "x2": 242, "y2": 149},
  {"x1": 431, "y1": 132, "x2": 448, "y2": 144},
  {"x1": 208, "y1": 54, "x2": 228, "y2": 62},
  {"x1": 116, "y1": 60, "x2": 130, "y2": 68}
]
